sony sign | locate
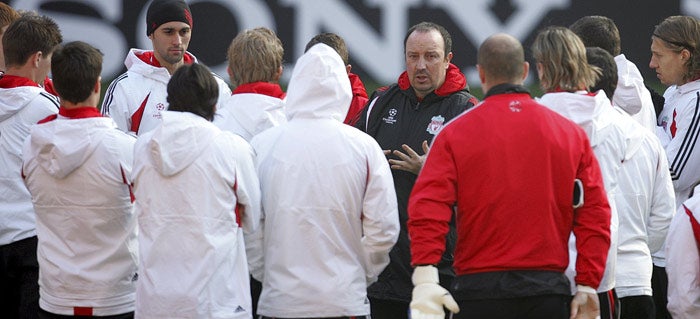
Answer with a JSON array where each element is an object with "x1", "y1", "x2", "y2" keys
[{"x1": 8, "y1": 0, "x2": 697, "y2": 87}]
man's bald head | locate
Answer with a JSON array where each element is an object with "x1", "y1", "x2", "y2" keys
[{"x1": 477, "y1": 33, "x2": 526, "y2": 85}]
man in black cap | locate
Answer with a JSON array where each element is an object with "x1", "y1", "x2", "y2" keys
[{"x1": 101, "y1": 0, "x2": 230, "y2": 135}]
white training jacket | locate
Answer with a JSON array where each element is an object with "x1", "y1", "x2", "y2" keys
[
  {"x1": 214, "y1": 91, "x2": 286, "y2": 142},
  {"x1": 0, "y1": 81, "x2": 58, "y2": 245},
  {"x1": 666, "y1": 183, "x2": 700, "y2": 319},
  {"x1": 133, "y1": 111, "x2": 261, "y2": 319},
  {"x1": 658, "y1": 79, "x2": 700, "y2": 211},
  {"x1": 101, "y1": 49, "x2": 231, "y2": 135},
  {"x1": 611, "y1": 107, "x2": 675, "y2": 298},
  {"x1": 654, "y1": 80, "x2": 700, "y2": 266},
  {"x1": 539, "y1": 91, "x2": 626, "y2": 293},
  {"x1": 249, "y1": 44, "x2": 399, "y2": 318},
  {"x1": 613, "y1": 54, "x2": 657, "y2": 131},
  {"x1": 22, "y1": 110, "x2": 137, "y2": 316}
]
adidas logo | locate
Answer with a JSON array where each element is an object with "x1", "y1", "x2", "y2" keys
[{"x1": 234, "y1": 305, "x2": 246, "y2": 313}]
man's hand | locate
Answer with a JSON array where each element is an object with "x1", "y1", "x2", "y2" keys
[
  {"x1": 386, "y1": 140, "x2": 430, "y2": 175},
  {"x1": 410, "y1": 265, "x2": 459, "y2": 319},
  {"x1": 570, "y1": 286, "x2": 600, "y2": 319}
]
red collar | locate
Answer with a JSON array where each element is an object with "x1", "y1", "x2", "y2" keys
[
  {"x1": 0, "y1": 74, "x2": 40, "y2": 88},
  {"x1": 397, "y1": 63, "x2": 467, "y2": 97},
  {"x1": 136, "y1": 51, "x2": 195, "y2": 68},
  {"x1": 38, "y1": 106, "x2": 103, "y2": 124},
  {"x1": 59, "y1": 106, "x2": 103, "y2": 119},
  {"x1": 233, "y1": 81, "x2": 286, "y2": 99}
]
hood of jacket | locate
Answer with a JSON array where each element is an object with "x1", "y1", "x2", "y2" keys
[
  {"x1": 143, "y1": 110, "x2": 218, "y2": 177},
  {"x1": 285, "y1": 44, "x2": 352, "y2": 121},
  {"x1": 397, "y1": 63, "x2": 467, "y2": 97},
  {"x1": 0, "y1": 75, "x2": 44, "y2": 122},
  {"x1": 538, "y1": 90, "x2": 614, "y2": 147},
  {"x1": 219, "y1": 91, "x2": 286, "y2": 139},
  {"x1": 27, "y1": 109, "x2": 114, "y2": 179},
  {"x1": 124, "y1": 48, "x2": 196, "y2": 84}
]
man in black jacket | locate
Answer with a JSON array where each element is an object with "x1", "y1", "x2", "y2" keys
[{"x1": 355, "y1": 21, "x2": 478, "y2": 319}]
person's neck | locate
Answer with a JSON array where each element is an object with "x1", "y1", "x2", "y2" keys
[
  {"x1": 4, "y1": 65, "x2": 42, "y2": 84},
  {"x1": 160, "y1": 58, "x2": 183, "y2": 75},
  {"x1": 61, "y1": 95, "x2": 99, "y2": 110}
]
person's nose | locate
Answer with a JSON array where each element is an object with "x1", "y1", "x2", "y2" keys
[{"x1": 417, "y1": 56, "x2": 427, "y2": 70}]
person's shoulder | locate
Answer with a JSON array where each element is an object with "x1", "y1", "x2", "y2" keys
[{"x1": 34, "y1": 90, "x2": 60, "y2": 109}]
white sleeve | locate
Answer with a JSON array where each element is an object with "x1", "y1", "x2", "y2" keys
[
  {"x1": 665, "y1": 93, "x2": 700, "y2": 194},
  {"x1": 232, "y1": 139, "x2": 261, "y2": 234},
  {"x1": 666, "y1": 205, "x2": 700, "y2": 319},
  {"x1": 229, "y1": 138, "x2": 264, "y2": 280},
  {"x1": 101, "y1": 79, "x2": 132, "y2": 133},
  {"x1": 647, "y1": 142, "x2": 676, "y2": 253},
  {"x1": 360, "y1": 140, "x2": 399, "y2": 285}
]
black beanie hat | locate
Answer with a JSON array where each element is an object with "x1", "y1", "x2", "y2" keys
[{"x1": 146, "y1": 0, "x2": 193, "y2": 36}]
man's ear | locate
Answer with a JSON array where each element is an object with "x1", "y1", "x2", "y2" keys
[
  {"x1": 445, "y1": 52, "x2": 453, "y2": 66},
  {"x1": 345, "y1": 64, "x2": 352, "y2": 75},
  {"x1": 94, "y1": 76, "x2": 101, "y2": 93},
  {"x1": 477, "y1": 64, "x2": 486, "y2": 85},
  {"x1": 522, "y1": 61, "x2": 530, "y2": 82},
  {"x1": 33, "y1": 51, "x2": 43, "y2": 67},
  {"x1": 273, "y1": 65, "x2": 283, "y2": 82}
]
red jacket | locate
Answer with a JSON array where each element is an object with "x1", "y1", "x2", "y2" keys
[
  {"x1": 344, "y1": 72, "x2": 368, "y2": 125},
  {"x1": 408, "y1": 89, "x2": 611, "y2": 289}
]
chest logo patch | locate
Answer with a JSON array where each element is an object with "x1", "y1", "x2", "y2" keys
[
  {"x1": 383, "y1": 108, "x2": 398, "y2": 124},
  {"x1": 426, "y1": 115, "x2": 445, "y2": 135},
  {"x1": 509, "y1": 100, "x2": 522, "y2": 112}
]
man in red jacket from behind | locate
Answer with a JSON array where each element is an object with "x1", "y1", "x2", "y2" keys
[{"x1": 407, "y1": 33, "x2": 611, "y2": 319}]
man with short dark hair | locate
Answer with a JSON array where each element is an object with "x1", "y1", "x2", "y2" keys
[
  {"x1": 102, "y1": 0, "x2": 230, "y2": 135},
  {"x1": 22, "y1": 41, "x2": 138, "y2": 319},
  {"x1": 586, "y1": 46, "x2": 675, "y2": 319},
  {"x1": 0, "y1": 13, "x2": 62, "y2": 319},
  {"x1": 408, "y1": 33, "x2": 611, "y2": 319},
  {"x1": 355, "y1": 21, "x2": 478, "y2": 319},
  {"x1": 570, "y1": 15, "x2": 657, "y2": 131}
]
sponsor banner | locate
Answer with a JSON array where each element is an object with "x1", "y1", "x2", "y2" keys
[{"x1": 6, "y1": 0, "x2": 697, "y2": 87}]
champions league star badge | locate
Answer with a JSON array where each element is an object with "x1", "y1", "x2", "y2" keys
[{"x1": 426, "y1": 115, "x2": 445, "y2": 135}]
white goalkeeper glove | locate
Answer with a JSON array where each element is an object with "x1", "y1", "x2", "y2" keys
[{"x1": 409, "y1": 265, "x2": 460, "y2": 319}]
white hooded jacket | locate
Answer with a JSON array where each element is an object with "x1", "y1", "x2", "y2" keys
[
  {"x1": 0, "y1": 79, "x2": 58, "y2": 245},
  {"x1": 249, "y1": 44, "x2": 399, "y2": 318},
  {"x1": 539, "y1": 91, "x2": 626, "y2": 293},
  {"x1": 611, "y1": 107, "x2": 675, "y2": 298},
  {"x1": 658, "y1": 80, "x2": 700, "y2": 211},
  {"x1": 666, "y1": 184, "x2": 700, "y2": 319},
  {"x1": 613, "y1": 54, "x2": 657, "y2": 131},
  {"x1": 214, "y1": 90, "x2": 286, "y2": 142},
  {"x1": 101, "y1": 49, "x2": 231, "y2": 135},
  {"x1": 133, "y1": 111, "x2": 260, "y2": 319},
  {"x1": 22, "y1": 110, "x2": 137, "y2": 316}
]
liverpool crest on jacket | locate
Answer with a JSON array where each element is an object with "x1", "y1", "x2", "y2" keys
[{"x1": 426, "y1": 115, "x2": 445, "y2": 135}]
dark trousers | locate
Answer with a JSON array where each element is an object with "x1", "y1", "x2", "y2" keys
[
  {"x1": 0, "y1": 236, "x2": 40, "y2": 319},
  {"x1": 38, "y1": 309, "x2": 133, "y2": 319},
  {"x1": 251, "y1": 276, "x2": 262, "y2": 317},
  {"x1": 652, "y1": 265, "x2": 671, "y2": 319},
  {"x1": 369, "y1": 298, "x2": 409, "y2": 319},
  {"x1": 620, "y1": 295, "x2": 655, "y2": 319},
  {"x1": 453, "y1": 295, "x2": 570, "y2": 319},
  {"x1": 598, "y1": 289, "x2": 620, "y2": 319}
]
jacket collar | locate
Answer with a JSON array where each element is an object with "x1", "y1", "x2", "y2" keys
[
  {"x1": 483, "y1": 83, "x2": 530, "y2": 99},
  {"x1": 396, "y1": 63, "x2": 467, "y2": 98}
]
